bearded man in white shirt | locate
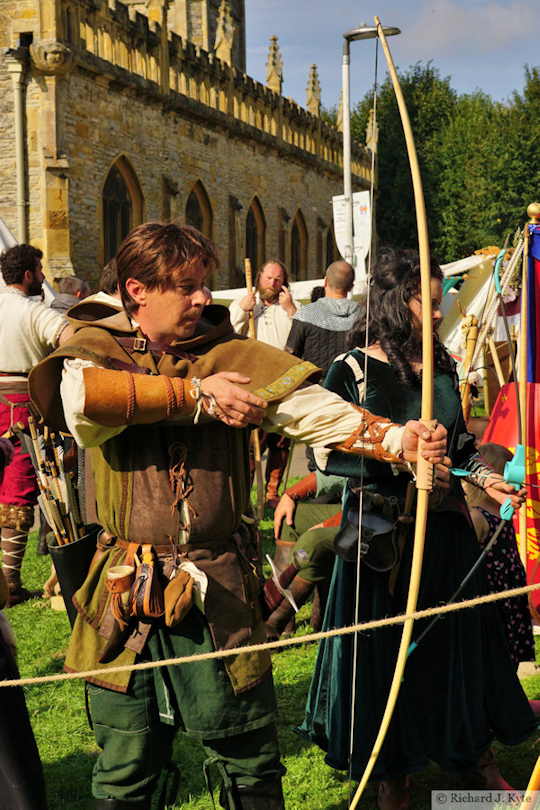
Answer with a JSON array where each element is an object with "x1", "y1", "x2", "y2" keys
[
  {"x1": 229, "y1": 261, "x2": 302, "y2": 507},
  {"x1": 0, "y1": 244, "x2": 72, "y2": 606}
]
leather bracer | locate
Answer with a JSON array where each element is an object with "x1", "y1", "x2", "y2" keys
[
  {"x1": 284, "y1": 472, "x2": 317, "y2": 502},
  {"x1": 331, "y1": 406, "x2": 402, "y2": 464},
  {"x1": 82, "y1": 367, "x2": 197, "y2": 427}
]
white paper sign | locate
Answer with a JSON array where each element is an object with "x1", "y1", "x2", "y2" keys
[{"x1": 332, "y1": 191, "x2": 371, "y2": 281}]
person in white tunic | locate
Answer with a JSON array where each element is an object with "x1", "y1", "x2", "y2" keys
[
  {"x1": 229, "y1": 261, "x2": 302, "y2": 507},
  {"x1": 0, "y1": 244, "x2": 72, "y2": 606}
]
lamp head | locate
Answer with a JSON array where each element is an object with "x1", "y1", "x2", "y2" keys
[{"x1": 343, "y1": 22, "x2": 400, "y2": 41}]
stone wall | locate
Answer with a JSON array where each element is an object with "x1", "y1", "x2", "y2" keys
[{"x1": 0, "y1": 0, "x2": 372, "y2": 289}]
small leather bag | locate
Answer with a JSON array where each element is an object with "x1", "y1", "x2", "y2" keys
[
  {"x1": 98, "y1": 546, "x2": 138, "y2": 665},
  {"x1": 334, "y1": 492, "x2": 399, "y2": 571},
  {"x1": 129, "y1": 544, "x2": 165, "y2": 619},
  {"x1": 164, "y1": 568, "x2": 195, "y2": 627}
]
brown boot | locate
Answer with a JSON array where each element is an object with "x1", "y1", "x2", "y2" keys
[
  {"x1": 377, "y1": 775, "x2": 410, "y2": 810},
  {"x1": 266, "y1": 539, "x2": 296, "y2": 635},
  {"x1": 1, "y1": 524, "x2": 43, "y2": 608},
  {"x1": 310, "y1": 580, "x2": 330, "y2": 631},
  {"x1": 461, "y1": 747, "x2": 513, "y2": 790},
  {"x1": 265, "y1": 446, "x2": 289, "y2": 509},
  {"x1": 6, "y1": 582, "x2": 43, "y2": 608},
  {"x1": 265, "y1": 576, "x2": 314, "y2": 641}
]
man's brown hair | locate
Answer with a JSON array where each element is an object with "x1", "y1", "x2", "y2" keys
[{"x1": 116, "y1": 222, "x2": 220, "y2": 315}]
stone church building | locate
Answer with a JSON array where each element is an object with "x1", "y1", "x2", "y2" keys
[{"x1": 0, "y1": 0, "x2": 372, "y2": 290}]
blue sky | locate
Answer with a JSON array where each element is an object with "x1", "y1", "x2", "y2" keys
[{"x1": 244, "y1": 1, "x2": 538, "y2": 111}]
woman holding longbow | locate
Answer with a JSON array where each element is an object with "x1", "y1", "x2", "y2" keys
[{"x1": 296, "y1": 249, "x2": 535, "y2": 809}]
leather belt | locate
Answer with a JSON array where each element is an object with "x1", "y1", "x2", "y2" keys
[
  {"x1": 114, "y1": 537, "x2": 180, "y2": 556},
  {"x1": 99, "y1": 530, "x2": 229, "y2": 556},
  {"x1": 0, "y1": 372, "x2": 28, "y2": 377}
]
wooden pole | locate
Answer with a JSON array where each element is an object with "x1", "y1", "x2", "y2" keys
[
  {"x1": 278, "y1": 439, "x2": 295, "y2": 498},
  {"x1": 518, "y1": 224, "x2": 529, "y2": 569},
  {"x1": 459, "y1": 315, "x2": 479, "y2": 421},
  {"x1": 482, "y1": 346, "x2": 490, "y2": 418},
  {"x1": 487, "y1": 335, "x2": 506, "y2": 389},
  {"x1": 244, "y1": 259, "x2": 265, "y2": 519}
]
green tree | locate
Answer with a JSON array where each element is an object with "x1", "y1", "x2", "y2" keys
[
  {"x1": 331, "y1": 62, "x2": 540, "y2": 262},
  {"x1": 321, "y1": 104, "x2": 338, "y2": 128},
  {"x1": 436, "y1": 68, "x2": 540, "y2": 258},
  {"x1": 351, "y1": 62, "x2": 457, "y2": 257},
  {"x1": 435, "y1": 91, "x2": 501, "y2": 259},
  {"x1": 499, "y1": 67, "x2": 540, "y2": 229}
]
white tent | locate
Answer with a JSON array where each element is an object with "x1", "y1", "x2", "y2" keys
[
  {"x1": 438, "y1": 255, "x2": 496, "y2": 359},
  {"x1": 438, "y1": 252, "x2": 521, "y2": 371},
  {"x1": 0, "y1": 217, "x2": 17, "y2": 251}
]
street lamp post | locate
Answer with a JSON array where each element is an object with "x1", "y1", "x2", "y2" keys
[{"x1": 342, "y1": 23, "x2": 400, "y2": 266}]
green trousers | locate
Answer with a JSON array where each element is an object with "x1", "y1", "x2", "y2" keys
[
  {"x1": 88, "y1": 604, "x2": 283, "y2": 804},
  {"x1": 89, "y1": 665, "x2": 283, "y2": 803},
  {"x1": 280, "y1": 501, "x2": 340, "y2": 584}
]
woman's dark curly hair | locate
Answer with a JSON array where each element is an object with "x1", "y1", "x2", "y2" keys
[{"x1": 347, "y1": 249, "x2": 454, "y2": 388}]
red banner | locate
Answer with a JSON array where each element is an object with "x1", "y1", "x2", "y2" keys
[{"x1": 483, "y1": 382, "x2": 540, "y2": 612}]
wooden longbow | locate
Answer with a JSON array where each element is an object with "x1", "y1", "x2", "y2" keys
[{"x1": 349, "y1": 17, "x2": 436, "y2": 808}]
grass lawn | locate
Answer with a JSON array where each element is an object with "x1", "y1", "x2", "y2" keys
[{"x1": 8, "y1": 512, "x2": 540, "y2": 810}]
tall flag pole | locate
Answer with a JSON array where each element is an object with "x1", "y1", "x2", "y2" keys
[{"x1": 483, "y1": 202, "x2": 540, "y2": 618}]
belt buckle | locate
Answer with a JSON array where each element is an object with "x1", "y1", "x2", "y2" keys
[{"x1": 132, "y1": 337, "x2": 147, "y2": 351}]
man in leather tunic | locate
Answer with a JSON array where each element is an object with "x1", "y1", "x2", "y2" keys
[{"x1": 29, "y1": 222, "x2": 447, "y2": 809}]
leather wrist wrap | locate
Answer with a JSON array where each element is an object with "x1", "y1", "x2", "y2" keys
[
  {"x1": 82, "y1": 367, "x2": 195, "y2": 427},
  {"x1": 332, "y1": 407, "x2": 401, "y2": 463}
]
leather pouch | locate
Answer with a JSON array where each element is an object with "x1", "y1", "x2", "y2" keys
[
  {"x1": 334, "y1": 493, "x2": 399, "y2": 572},
  {"x1": 164, "y1": 568, "x2": 195, "y2": 627},
  {"x1": 129, "y1": 544, "x2": 165, "y2": 619}
]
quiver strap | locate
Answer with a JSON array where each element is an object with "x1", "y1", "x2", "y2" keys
[{"x1": 129, "y1": 544, "x2": 165, "y2": 619}]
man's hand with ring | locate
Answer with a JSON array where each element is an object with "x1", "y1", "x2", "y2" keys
[{"x1": 200, "y1": 372, "x2": 267, "y2": 428}]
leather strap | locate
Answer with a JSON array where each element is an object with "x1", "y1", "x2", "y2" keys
[
  {"x1": 101, "y1": 533, "x2": 227, "y2": 556},
  {"x1": 116, "y1": 337, "x2": 198, "y2": 362},
  {"x1": 0, "y1": 372, "x2": 28, "y2": 377},
  {"x1": 110, "y1": 358, "x2": 151, "y2": 375}
]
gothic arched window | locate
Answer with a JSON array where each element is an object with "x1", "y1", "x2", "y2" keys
[
  {"x1": 186, "y1": 181, "x2": 213, "y2": 237},
  {"x1": 326, "y1": 226, "x2": 338, "y2": 267},
  {"x1": 245, "y1": 197, "x2": 266, "y2": 274},
  {"x1": 186, "y1": 190, "x2": 203, "y2": 232},
  {"x1": 102, "y1": 157, "x2": 143, "y2": 265},
  {"x1": 290, "y1": 210, "x2": 308, "y2": 281}
]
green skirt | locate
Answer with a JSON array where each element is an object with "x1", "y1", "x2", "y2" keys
[{"x1": 297, "y1": 509, "x2": 537, "y2": 780}]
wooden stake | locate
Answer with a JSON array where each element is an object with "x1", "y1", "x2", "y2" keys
[
  {"x1": 244, "y1": 258, "x2": 265, "y2": 519},
  {"x1": 487, "y1": 335, "x2": 506, "y2": 388},
  {"x1": 459, "y1": 314, "x2": 479, "y2": 420}
]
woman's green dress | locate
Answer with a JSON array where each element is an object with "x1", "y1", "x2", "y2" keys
[{"x1": 296, "y1": 349, "x2": 536, "y2": 781}]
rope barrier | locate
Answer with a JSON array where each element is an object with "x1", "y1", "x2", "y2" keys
[{"x1": 5, "y1": 579, "x2": 540, "y2": 690}]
